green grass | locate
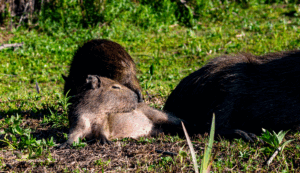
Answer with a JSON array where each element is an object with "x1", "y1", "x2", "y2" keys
[{"x1": 1, "y1": 0, "x2": 300, "y2": 172}]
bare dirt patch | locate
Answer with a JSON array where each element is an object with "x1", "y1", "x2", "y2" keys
[{"x1": 0, "y1": 135, "x2": 196, "y2": 172}]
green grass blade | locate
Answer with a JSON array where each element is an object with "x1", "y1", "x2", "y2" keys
[
  {"x1": 281, "y1": 139, "x2": 295, "y2": 154},
  {"x1": 200, "y1": 113, "x2": 215, "y2": 173},
  {"x1": 181, "y1": 121, "x2": 199, "y2": 173},
  {"x1": 277, "y1": 130, "x2": 289, "y2": 144}
]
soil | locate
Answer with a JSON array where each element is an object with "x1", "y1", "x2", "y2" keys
[{"x1": 0, "y1": 137, "x2": 196, "y2": 172}]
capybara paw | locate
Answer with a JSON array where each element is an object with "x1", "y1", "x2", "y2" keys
[{"x1": 98, "y1": 137, "x2": 112, "y2": 145}]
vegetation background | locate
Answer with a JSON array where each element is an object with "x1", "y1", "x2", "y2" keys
[{"x1": 0, "y1": 0, "x2": 300, "y2": 172}]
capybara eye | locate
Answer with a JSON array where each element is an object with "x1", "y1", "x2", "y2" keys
[{"x1": 112, "y1": 85, "x2": 121, "y2": 89}]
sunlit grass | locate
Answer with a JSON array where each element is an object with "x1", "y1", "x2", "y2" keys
[{"x1": 0, "y1": 0, "x2": 300, "y2": 172}]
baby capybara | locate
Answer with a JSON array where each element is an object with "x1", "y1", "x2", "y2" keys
[
  {"x1": 61, "y1": 75, "x2": 185, "y2": 147},
  {"x1": 63, "y1": 39, "x2": 143, "y2": 102},
  {"x1": 164, "y1": 50, "x2": 300, "y2": 142}
]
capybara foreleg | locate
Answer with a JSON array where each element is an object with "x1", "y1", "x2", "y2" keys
[
  {"x1": 91, "y1": 123, "x2": 112, "y2": 145},
  {"x1": 66, "y1": 116, "x2": 92, "y2": 146}
]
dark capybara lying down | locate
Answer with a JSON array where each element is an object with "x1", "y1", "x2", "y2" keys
[
  {"x1": 62, "y1": 75, "x2": 185, "y2": 147},
  {"x1": 164, "y1": 50, "x2": 300, "y2": 142},
  {"x1": 63, "y1": 39, "x2": 143, "y2": 102}
]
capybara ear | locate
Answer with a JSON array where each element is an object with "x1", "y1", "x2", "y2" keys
[
  {"x1": 62, "y1": 74, "x2": 68, "y2": 81},
  {"x1": 86, "y1": 75, "x2": 101, "y2": 89}
]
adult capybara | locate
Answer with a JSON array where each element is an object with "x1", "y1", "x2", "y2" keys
[
  {"x1": 63, "y1": 39, "x2": 143, "y2": 102},
  {"x1": 164, "y1": 50, "x2": 300, "y2": 142},
  {"x1": 61, "y1": 75, "x2": 185, "y2": 147}
]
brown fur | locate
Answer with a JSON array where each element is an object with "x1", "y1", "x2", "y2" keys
[
  {"x1": 63, "y1": 39, "x2": 143, "y2": 102},
  {"x1": 63, "y1": 75, "x2": 184, "y2": 146},
  {"x1": 164, "y1": 50, "x2": 300, "y2": 142}
]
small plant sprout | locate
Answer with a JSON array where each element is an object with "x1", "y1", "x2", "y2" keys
[
  {"x1": 72, "y1": 138, "x2": 87, "y2": 149},
  {"x1": 258, "y1": 128, "x2": 295, "y2": 166},
  {"x1": 178, "y1": 147, "x2": 188, "y2": 164},
  {"x1": 145, "y1": 64, "x2": 154, "y2": 90},
  {"x1": 61, "y1": 90, "x2": 72, "y2": 112},
  {"x1": 0, "y1": 114, "x2": 56, "y2": 158},
  {"x1": 63, "y1": 133, "x2": 68, "y2": 140},
  {"x1": 182, "y1": 113, "x2": 216, "y2": 173}
]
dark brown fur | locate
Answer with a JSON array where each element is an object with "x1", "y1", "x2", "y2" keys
[
  {"x1": 63, "y1": 39, "x2": 143, "y2": 102},
  {"x1": 63, "y1": 75, "x2": 184, "y2": 146},
  {"x1": 164, "y1": 50, "x2": 300, "y2": 142}
]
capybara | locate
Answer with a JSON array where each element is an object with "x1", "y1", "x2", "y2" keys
[
  {"x1": 63, "y1": 39, "x2": 143, "y2": 102},
  {"x1": 164, "y1": 50, "x2": 300, "y2": 142},
  {"x1": 62, "y1": 75, "x2": 185, "y2": 147}
]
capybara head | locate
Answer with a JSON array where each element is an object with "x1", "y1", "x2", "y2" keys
[
  {"x1": 63, "y1": 39, "x2": 143, "y2": 102},
  {"x1": 68, "y1": 75, "x2": 138, "y2": 126}
]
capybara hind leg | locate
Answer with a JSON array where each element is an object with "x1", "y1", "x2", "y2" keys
[{"x1": 137, "y1": 104, "x2": 186, "y2": 136}]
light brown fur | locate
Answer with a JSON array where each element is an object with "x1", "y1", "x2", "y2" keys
[{"x1": 62, "y1": 75, "x2": 185, "y2": 147}]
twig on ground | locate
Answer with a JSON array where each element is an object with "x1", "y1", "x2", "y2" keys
[
  {"x1": 0, "y1": 43, "x2": 23, "y2": 50},
  {"x1": 131, "y1": 54, "x2": 155, "y2": 59},
  {"x1": 0, "y1": 73, "x2": 17, "y2": 77},
  {"x1": 36, "y1": 81, "x2": 40, "y2": 94},
  {"x1": 155, "y1": 149, "x2": 178, "y2": 156},
  {"x1": 0, "y1": 99, "x2": 26, "y2": 103},
  {"x1": 266, "y1": 147, "x2": 281, "y2": 166}
]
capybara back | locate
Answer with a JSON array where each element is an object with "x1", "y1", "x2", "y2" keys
[{"x1": 164, "y1": 51, "x2": 300, "y2": 141}]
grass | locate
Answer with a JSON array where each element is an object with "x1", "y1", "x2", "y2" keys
[{"x1": 1, "y1": 0, "x2": 300, "y2": 172}]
